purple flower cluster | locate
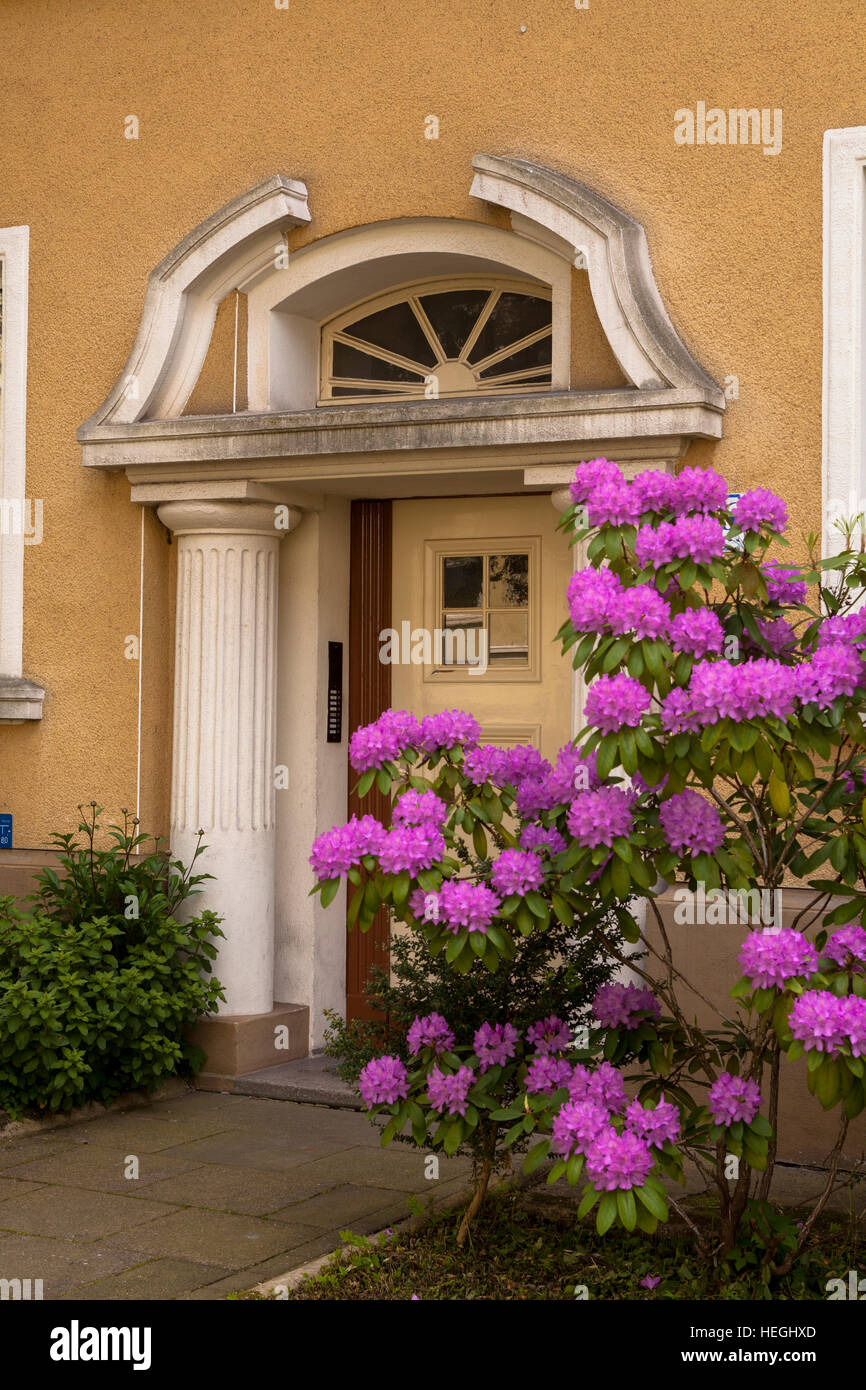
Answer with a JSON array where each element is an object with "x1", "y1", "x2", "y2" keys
[
  {"x1": 392, "y1": 790, "x2": 448, "y2": 828},
  {"x1": 823, "y1": 924, "x2": 866, "y2": 971},
  {"x1": 473, "y1": 1022, "x2": 519, "y2": 1071},
  {"x1": 634, "y1": 515, "x2": 727, "y2": 569},
  {"x1": 592, "y1": 982, "x2": 661, "y2": 1030},
  {"x1": 436, "y1": 878, "x2": 500, "y2": 934},
  {"x1": 426, "y1": 1065, "x2": 475, "y2": 1116},
  {"x1": 525, "y1": 1054, "x2": 574, "y2": 1095},
  {"x1": 349, "y1": 709, "x2": 421, "y2": 772},
  {"x1": 568, "y1": 1061, "x2": 628, "y2": 1114},
  {"x1": 418, "y1": 709, "x2": 481, "y2": 752},
  {"x1": 586, "y1": 479, "x2": 639, "y2": 527},
  {"x1": 763, "y1": 562, "x2": 807, "y2": 606},
  {"x1": 358, "y1": 1055, "x2": 409, "y2": 1109},
  {"x1": 551, "y1": 1099, "x2": 610, "y2": 1157},
  {"x1": 584, "y1": 674, "x2": 652, "y2": 733},
  {"x1": 378, "y1": 823, "x2": 445, "y2": 877},
  {"x1": 659, "y1": 789, "x2": 725, "y2": 857},
  {"x1": 520, "y1": 824, "x2": 567, "y2": 856},
  {"x1": 789, "y1": 992, "x2": 866, "y2": 1057},
  {"x1": 753, "y1": 617, "x2": 797, "y2": 657},
  {"x1": 309, "y1": 814, "x2": 386, "y2": 880},
  {"x1": 738, "y1": 928, "x2": 818, "y2": 990},
  {"x1": 798, "y1": 644, "x2": 864, "y2": 707},
  {"x1": 526, "y1": 1015, "x2": 572, "y2": 1053},
  {"x1": 733, "y1": 488, "x2": 788, "y2": 534},
  {"x1": 661, "y1": 658, "x2": 797, "y2": 729},
  {"x1": 707, "y1": 1073, "x2": 762, "y2": 1126},
  {"x1": 567, "y1": 786, "x2": 634, "y2": 848},
  {"x1": 570, "y1": 456, "x2": 624, "y2": 505},
  {"x1": 567, "y1": 569, "x2": 674, "y2": 642},
  {"x1": 490, "y1": 848, "x2": 545, "y2": 897},
  {"x1": 673, "y1": 467, "x2": 728, "y2": 515},
  {"x1": 407, "y1": 1013, "x2": 455, "y2": 1057},
  {"x1": 668, "y1": 608, "x2": 725, "y2": 657},
  {"x1": 817, "y1": 612, "x2": 866, "y2": 650},
  {"x1": 625, "y1": 1096, "x2": 681, "y2": 1147},
  {"x1": 632, "y1": 469, "x2": 678, "y2": 514},
  {"x1": 585, "y1": 1128, "x2": 654, "y2": 1191},
  {"x1": 571, "y1": 458, "x2": 727, "y2": 522}
]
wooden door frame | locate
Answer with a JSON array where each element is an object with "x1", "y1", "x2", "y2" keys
[{"x1": 345, "y1": 499, "x2": 392, "y2": 1021}]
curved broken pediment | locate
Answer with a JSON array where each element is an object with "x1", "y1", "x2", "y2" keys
[
  {"x1": 80, "y1": 156, "x2": 721, "y2": 439},
  {"x1": 470, "y1": 153, "x2": 719, "y2": 395},
  {"x1": 82, "y1": 175, "x2": 310, "y2": 428}
]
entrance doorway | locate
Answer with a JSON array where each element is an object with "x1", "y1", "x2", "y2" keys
[{"x1": 345, "y1": 492, "x2": 573, "y2": 1020}]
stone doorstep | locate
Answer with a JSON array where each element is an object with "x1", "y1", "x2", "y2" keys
[
  {"x1": 187, "y1": 1001, "x2": 310, "y2": 1083},
  {"x1": 212, "y1": 1056, "x2": 360, "y2": 1109}
]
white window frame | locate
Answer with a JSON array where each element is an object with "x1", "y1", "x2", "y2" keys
[
  {"x1": 823, "y1": 128, "x2": 866, "y2": 554},
  {"x1": 0, "y1": 224, "x2": 42, "y2": 721},
  {"x1": 319, "y1": 275, "x2": 554, "y2": 405}
]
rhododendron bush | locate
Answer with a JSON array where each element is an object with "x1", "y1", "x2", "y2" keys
[{"x1": 311, "y1": 458, "x2": 866, "y2": 1263}]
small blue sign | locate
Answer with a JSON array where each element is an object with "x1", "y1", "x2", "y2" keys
[
  {"x1": 0, "y1": 815, "x2": 11, "y2": 849},
  {"x1": 726, "y1": 493, "x2": 745, "y2": 551}
]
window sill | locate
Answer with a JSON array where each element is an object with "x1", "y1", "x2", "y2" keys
[{"x1": 0, "y1": 676, "x2": 45, "y2": 723}]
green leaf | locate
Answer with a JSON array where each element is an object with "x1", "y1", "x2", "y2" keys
[
  {"x1": 522, "y1": 1139, "x2": 551, "y2": 1175},
  {"x1": 357, "y1": 768, "x2": 376, "y2": 797},
  {"x1": 472, "y1": 822, "x2": 488, "y2": 859},
  {"x1": 616, "y1": 1188, "x2": 637, "y2": 1232},
  {"x1": 320, "y1": 877, "x2": 341, "y2": 908},
  {"x1": 551, "y1": 892, "x2": 574, "y2": 927},
  {"x1": 635, "y1": 1183, "x2": 668, "y2": 1221},
  {"x1": 577, "y1": 1185, "x2": 599, "y2": 1218},
  {"x1": 596, "y1": 1192, "x2": 618, "y2": 1235}
]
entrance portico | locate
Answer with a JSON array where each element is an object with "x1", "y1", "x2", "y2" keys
[{"x1": 78, "y1": 156, "x2": 723, "y2": 1076}]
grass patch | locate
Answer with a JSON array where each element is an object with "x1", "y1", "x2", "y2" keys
[{"x1": 256, "y1": 1186, "x2": 863, "y2": 1301}]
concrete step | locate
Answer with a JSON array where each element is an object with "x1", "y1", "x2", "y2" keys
[{"x1": 222, "y1": 1055, "x2": 362, "y2": 1109}]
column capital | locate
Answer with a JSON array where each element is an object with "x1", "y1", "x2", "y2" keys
[
  {"x1": 550, "y1": 485, "x2": 573, "y2": 513},
  {"x1": 157, "y1": 498, "x2": 302, "y2": 538}
]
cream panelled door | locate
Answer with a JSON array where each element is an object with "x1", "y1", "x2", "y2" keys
[{"x1": 390, "y1": 496, "x2": 573, "y2": 759}]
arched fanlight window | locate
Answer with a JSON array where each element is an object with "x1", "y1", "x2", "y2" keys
[{"x1": 320, "y1": 276, "x2": 552, "y2": 404}]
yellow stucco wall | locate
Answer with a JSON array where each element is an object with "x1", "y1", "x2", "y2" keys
[{"x1": 0, "y1": 0, "x2": 856, "y2": 846}]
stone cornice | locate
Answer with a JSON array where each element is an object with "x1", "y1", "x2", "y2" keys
[{"x1": 79, "y1": 387, "x2": 723, "y2": 481}]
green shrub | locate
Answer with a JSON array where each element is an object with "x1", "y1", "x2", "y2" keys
[{"x1": 0, "y1": 805, "x2": 224, "y2": 1116}]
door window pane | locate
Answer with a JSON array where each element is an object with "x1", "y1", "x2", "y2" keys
[
  {"x1": 488, "y1": 553, "x2": 529, "y2": 607},
  {"x1": 443, "y1": 555, "x2": 483, "y2": 608},
  {"x1": 488, "y1": 611, "x2": 529, "y2": 661}
]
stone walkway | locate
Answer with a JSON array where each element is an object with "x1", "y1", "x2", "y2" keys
[{"x1": 0, "y1": 1089, "x2": 472, "y2": 1300}]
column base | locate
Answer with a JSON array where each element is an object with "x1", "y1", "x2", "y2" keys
[{"x1": 188, "y1": 1002, "x2": 310, "y2": 1091}]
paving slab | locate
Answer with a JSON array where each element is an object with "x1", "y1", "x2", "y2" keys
[
  {"x1": 160, "y1": 1129, "x2": 350, "y2": 1171},
  {"x1": 100, "y1": 1207, "x2": 322, "y2": 1269},
  {"x1": 0, "y1": 1175, "x2": 47, "y2": 1203},
  {"x1": 63, "y1": 1258, "x2": 234, "y2": 1302},
  {"x1": 65, "y1": 1111, "x2": 237, "y2": 1152},
  {"x1": 0, "y1": 1133, "x2": 79, "y2": 1169},
  {"x1": 3, "y1": 1145, "x2": 207, "y2": 1194},
  {"x1": 266, "y1": 1183, "x2": 408, "y2": 1230},
  {"x1": 176, "y1": 1235, "x2": 344, "y2": 1299},
  {"x1": 0, "y1": 1186, "x2": 180, "y2": 1241},
  {"x1": 287, "y1": 1143, "x2": 472, "y2": 1193},
  {"x1": 0, "y1": 1232, "x2": 150, "y2": 1298},
  {"x1": 138, "y1": 1162, "x2": 346, "y2": 1216}
]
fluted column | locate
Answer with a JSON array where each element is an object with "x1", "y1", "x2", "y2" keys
[{"x1": 158, "y1": 499, "x2": 300, "y2": 1015}]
